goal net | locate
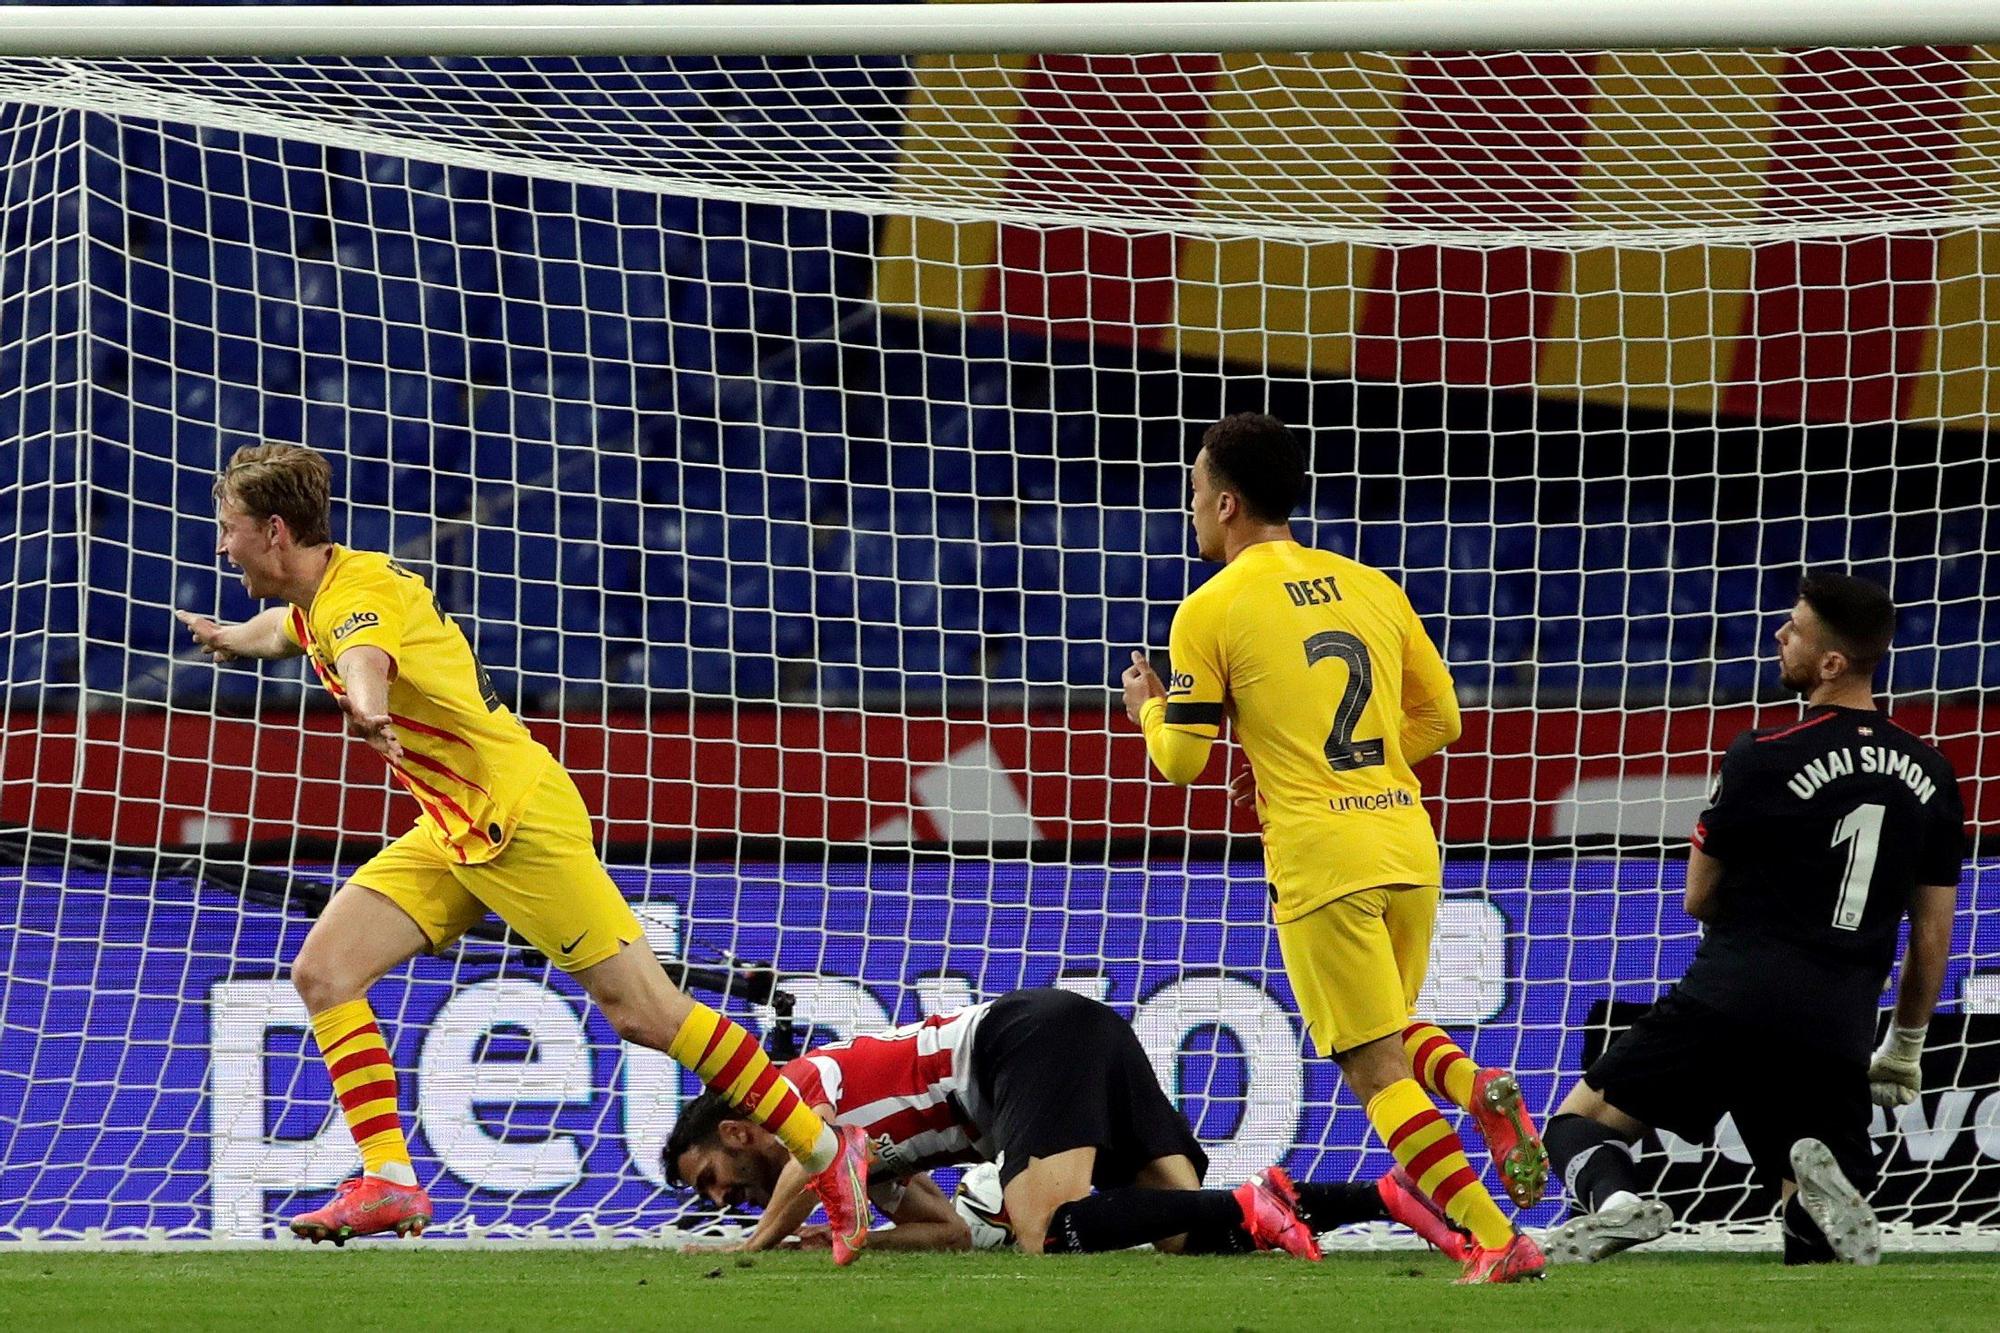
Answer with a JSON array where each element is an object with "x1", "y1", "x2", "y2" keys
[{"x1": 1, "y1": 5, "x2": 1996, "y2": 1247}]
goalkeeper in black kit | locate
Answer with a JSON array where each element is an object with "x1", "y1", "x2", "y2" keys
[{"x1": 1544, "y1": 573, "x2": 1966, "y2": 1266}]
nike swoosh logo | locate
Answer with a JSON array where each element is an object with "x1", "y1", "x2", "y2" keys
[
  {"x1": 561, "y1": 931, "x2": 587, "y2": 954},
  {"x1": 359, "y1": 1196, "x2": 401, "y2": 1213}
]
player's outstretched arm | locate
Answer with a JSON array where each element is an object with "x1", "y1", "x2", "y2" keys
[
  {"x1": 1871, "y1": 882, "x2": 1958, "y2": 1107},
  {"x1": 739, "y1": 1136, "x2": 826, "y2": 1252},
  {"x1": 841, "y1": 1173, "x2": 971, "y2": 1252},
  {"x1": 174, "y1": 606, "x2": 304, "y2": 662}
]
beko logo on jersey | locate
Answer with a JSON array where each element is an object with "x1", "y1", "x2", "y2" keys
[
  {"x1": 1786, "y1": 746, "x2": 1939, "y2": 804},
  {"x1": 331, "y1": 611, "x2": 380, "y2": 641},
  {"x1": 1167, "y1": 671, "x2": 1196, "y2": 693},
  {"x1": 1283, "y1": 577, "x2": 1342, "y2": 607}
]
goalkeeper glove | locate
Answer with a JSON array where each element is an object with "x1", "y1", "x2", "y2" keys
[{"x1": 1868, "y1": 1025, "x2": 1926, "y2": 1108}]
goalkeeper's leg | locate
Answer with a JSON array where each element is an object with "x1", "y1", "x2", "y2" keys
[
  {"x1": 1742, "y1": 1064, "x2": 1879, "y2": 1266},
  {"x1": 1543, "y1": 1087, "x2": 1671, "y2": 1264}
]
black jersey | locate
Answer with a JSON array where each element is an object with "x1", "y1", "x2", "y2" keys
[{"x1": 1679, "y1": 705, "x2": 1966, "y2": 1060}]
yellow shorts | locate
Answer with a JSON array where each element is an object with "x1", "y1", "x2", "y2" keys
[
  {"x1": 349, "y1": 760, "x2": 644, "y2": 973},
  {"x1": 1277, "y1": 883, "x2": 1439, "y2": 1057}
]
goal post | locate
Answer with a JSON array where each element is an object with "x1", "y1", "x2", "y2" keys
[
  {"x1": 0, "y1": 4, "x2": 1996, "y2": 1248},
  {"x1": 0, "y1": 2, "x2": 1999, "y2": 57}
]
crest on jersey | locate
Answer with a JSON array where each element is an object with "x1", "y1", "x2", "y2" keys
[{"x1": 331, "y1": 610, "x2": 381, "y2": 640}]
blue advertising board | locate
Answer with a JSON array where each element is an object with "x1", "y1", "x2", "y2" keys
[{"x1": 2, "y1": 857, "x2": 1996, "y2": 1240}]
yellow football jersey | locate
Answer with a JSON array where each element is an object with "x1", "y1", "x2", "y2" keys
[
  {"x1": 283, "y1": 546, "x2": 555, "y2": 863},
  {"x1": 1156, "y1": 540, "x2": 1456, "y2": 923}
]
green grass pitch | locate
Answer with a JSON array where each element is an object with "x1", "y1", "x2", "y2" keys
[{"x1": 6, "y1": 1249, "x2": 1996, "y2": 1331}]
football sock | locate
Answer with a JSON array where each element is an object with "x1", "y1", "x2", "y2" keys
[
  {"x1": 1179, "y1": 1218, "x2": 1259, "y2": 1255},
  {"x1": 1296, "y1": 1180, "x2": 1391, "y2": 1229},
  {"x1": 1545, "y1": 1113, "x2": 1642, "y2": 1213},
  {"x1": 310, "y1": 999, "x2": 416, "y2": 1187},
  {"x1": 1366, "y1": 1078, "x2": 1514, "y2": 1250},
  {"x1": 1045, "y1": 1189, "x2": 1243, "y2": 1254},
  {"x1": 1782, "y1": 1194, "x2": 1838, "y2": 1266},
  {"x1": 666, "y1": 1001, "x2": 836, "y2": 1171},
  {"x1": 1402, "y1": 1022, "x2": 1478, "y2": 1112}
]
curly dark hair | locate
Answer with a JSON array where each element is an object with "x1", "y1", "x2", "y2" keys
[
  {"x1": 661, "y1": 1088, "x2": 749, "y2": 1188},
  {"x1": 1198, "y1": 413, "x2": 1306, "y2": 525}
]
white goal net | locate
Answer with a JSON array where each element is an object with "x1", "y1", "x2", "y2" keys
[{"x1": 0, "y1": 6, "x2": 1995, "y2": 1247}]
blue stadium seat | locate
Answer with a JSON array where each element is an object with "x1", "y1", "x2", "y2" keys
[
  {"x1": 1403, "y1": 571, "x2": 1445, "y2": 617},
  {"x1": 939, "y1": 587, "x2": 984, "y2": 634},
  {"x1": 1105, "y1": 601, "x2": 1146, "y2": 647},
  {"x1": 1019, "y1": 634, "x2": 1065, "y2": 683},
  {"x1": 1062, "y1": 552, "x2": 1104, "y2": 597},
  {"x1": 1446, "y1": 571, "x2": 1492, "y2": 619},
  {"x1": 1102, "y1": 553, "x2": 1146, "y2": 600}
]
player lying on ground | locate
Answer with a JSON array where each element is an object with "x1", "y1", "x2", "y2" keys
[
  {"x1": 176, "y1": 445, "x2": 870, "y2": 1254},
  {"x1": 666, "y1": 988, "x2": 1477, "y2": 1260},
  {"x1": 1121, "y1": 414, "x2": 1545, "y2": 1284},
  {"x1": 1543, "y1": 572, "x2": 1965, "y2": 1267}
]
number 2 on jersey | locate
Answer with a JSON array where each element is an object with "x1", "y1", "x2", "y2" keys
[
  {"x1": 1302, "y1": 631, "x2": 1385, "y2": 772},
  {"x1": 1830, "y1": 802, "x2": 1885, "y2": 930}
]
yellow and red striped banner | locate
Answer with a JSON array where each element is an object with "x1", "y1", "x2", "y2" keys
[{"x1": 877, "y1": 44, "x2": 2000, "y2": 427}]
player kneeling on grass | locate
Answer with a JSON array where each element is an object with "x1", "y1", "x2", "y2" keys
[
  {"x1": 667, "y1": 987, "x2": 1477, "y2": 1260},
  {"x1": 1543, "y1": 573, "x2": 1965, "y2": 1267}
]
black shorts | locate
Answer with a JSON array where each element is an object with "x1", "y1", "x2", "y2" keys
[
  {"x1": 1584, "y1": 986, "x2": 1876, "y2": 1193},
  {"x1": 971, "y1": 989, "x2": 1208, "y2": 1190}
]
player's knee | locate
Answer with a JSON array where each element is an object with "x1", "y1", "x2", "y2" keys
[
  {"x1": 289, "y1": 945, "x2": 358, "y2": 1014},
  {"x1": 1556, "y1": 1079, "x2": 1617, "y2": 1122},
  {"x1": 1012, "y1": 1216, "x2": 1052, "y2": 1255},
  {"x1": 1012, "y1": 1188, "x2": 1093, "y2": 1256},
  {"x1": 1335, "y1": 1033, "x2": 1410, "y2": 1103},
  {"x1": 601, "y1": 996, "x2": 670, "y2": 1051}
]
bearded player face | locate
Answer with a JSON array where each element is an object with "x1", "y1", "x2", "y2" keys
[
  {"x1": 1775, "y1": 598, "x2": 1837, "y2": 694},
  {"x1": 673, "y1": 1119, "x2": 786, "y2": 1210}
]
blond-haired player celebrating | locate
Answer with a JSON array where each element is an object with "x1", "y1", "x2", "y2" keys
[
  {"x1": 177, "y1": 444, "x2": 871, "y2": 1256},
  {"x1": 1121, "y1": 413, "x2": 1547, "y2": 1284}
]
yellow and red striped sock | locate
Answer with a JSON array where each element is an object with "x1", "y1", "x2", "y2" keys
[
  {"x1": 1367, "y1": 1077, "x2": 1513, "y2": 1251},
  {"x1": 1403, "y1": 1021, "x2": 1478, "y2": 1112},
  {"x1": 310, "y1": 998, "x2": 414, "y2": 1184},
  {"x1": 666, "y1": 1001, "x2": 833, "y2": 1169}
]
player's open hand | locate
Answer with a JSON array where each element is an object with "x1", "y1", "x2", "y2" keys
[
  {"x1": 174, "y1": 610, "x2": 237, "y2": 663},
  {"x1": 1121, "y1": 650, "x2": 1166, "y2": 726},
  {"x1": 1229, "y1": 765, "x2": 1259, "y2": 810},
  {"x1": 339, "y1": 695, "x2": 404, "y2": 764}
]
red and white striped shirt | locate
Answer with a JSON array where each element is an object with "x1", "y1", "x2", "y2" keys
[{"x1": 781, "y1": 1003, "x2": 992, "y2": 1177}]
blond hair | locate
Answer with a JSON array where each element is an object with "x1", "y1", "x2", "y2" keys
[{"x1": 214, "y1": 444, "x2": 333, "y2": 547}]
